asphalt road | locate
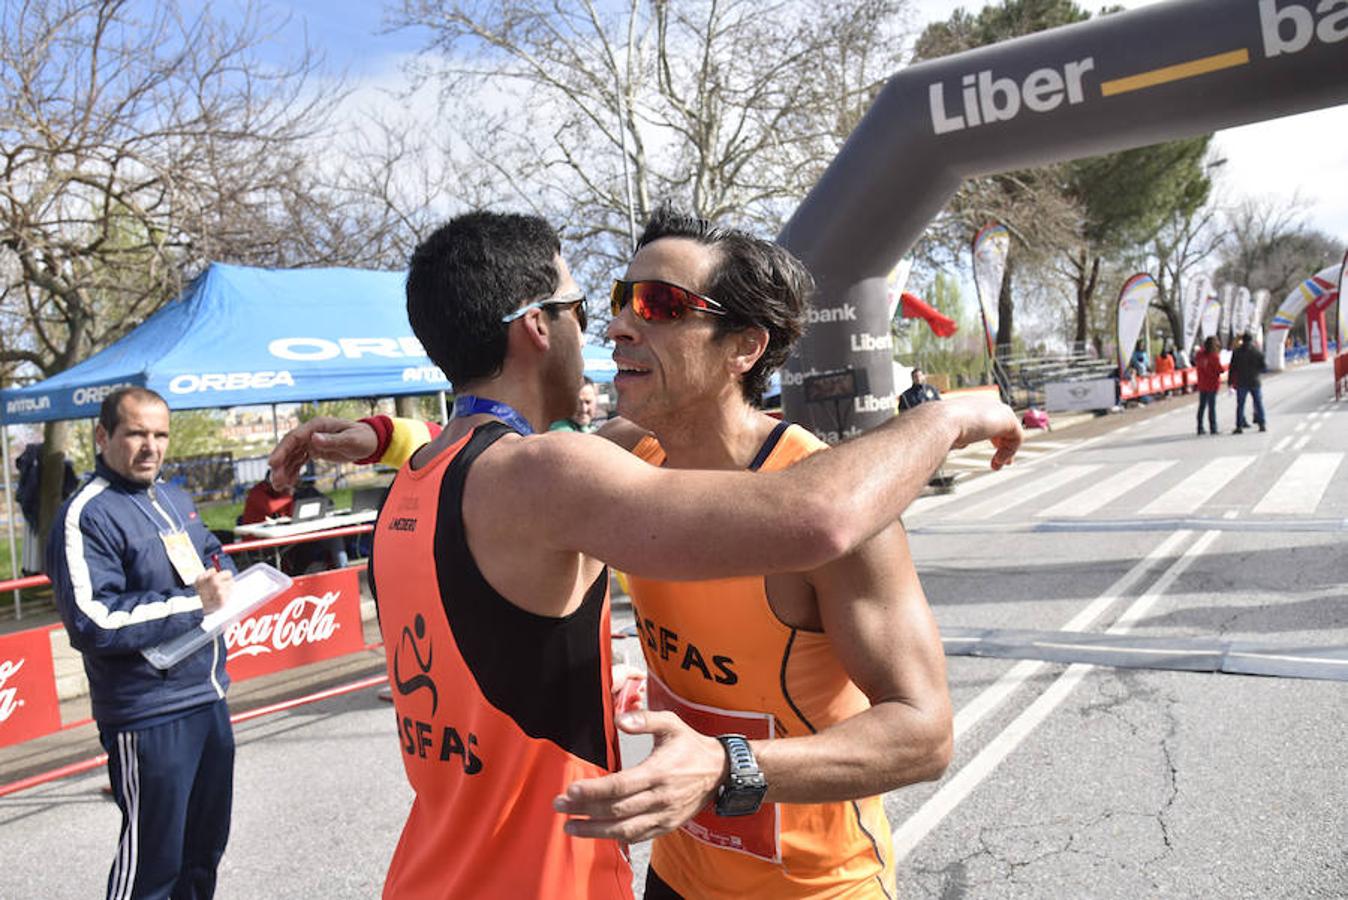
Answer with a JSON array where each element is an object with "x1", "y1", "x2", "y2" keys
[{"x1": 2, "y1": 360, "x2": 1344, "y2": 898}]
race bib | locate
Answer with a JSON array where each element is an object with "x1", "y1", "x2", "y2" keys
[
  {"x1": 646, "y1": 672, "x2": 781, "y2": 863},
  {"x1": 161, "y1": 531, "x2": 205, "y2": 586}
]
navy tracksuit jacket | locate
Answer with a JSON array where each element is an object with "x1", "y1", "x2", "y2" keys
[{"x1": 48, "y1": 456, "x2": 238, "y2": 900}]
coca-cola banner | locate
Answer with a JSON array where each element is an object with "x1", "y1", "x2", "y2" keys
[
  {"x1": 225, "y1": 568, "x2": 366, "y2": 682},
  {"x1": 0, "y1": 628, "x2": 62, "y2": 749}
]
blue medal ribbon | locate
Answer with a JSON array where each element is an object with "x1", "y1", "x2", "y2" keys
[{"x1": 452, "y1": 395, "x2": 535, "y2": 436}]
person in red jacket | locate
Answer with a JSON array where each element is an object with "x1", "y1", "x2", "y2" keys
[{"x1": 1193, "y1": 336, "x2": 1226, "y2": 435}]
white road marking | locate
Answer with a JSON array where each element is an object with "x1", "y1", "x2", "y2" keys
[
  {"x1": 949, "y1": 465, "x2": 1103, "y2": 521},
  {"x1": 1252, "y1": 452, "x2": 1344, "y2": 515},
  {"x1": 1035, "y1": 461, "x2": 1175, "y2": 518},
  {"x1": 1139, "y1": 456, "x2": 1255, "y2": 516},
  {"x1": 1272, "y1": 436, "x2": 1293, "y2": 454},
  {"x1": 893, "y1": 529, "x2": 1218, "y2": 860},
  {"x1": 947, "y1": 530, "x2": 1190, "y2": 744},
  {"x1": 1293, "y1": 435, "x2": 1311, "y2": 451}
]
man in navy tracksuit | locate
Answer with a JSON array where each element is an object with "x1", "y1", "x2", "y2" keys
[{"x1": 48, "y1": 387, "x2": 237, "y2": 900}]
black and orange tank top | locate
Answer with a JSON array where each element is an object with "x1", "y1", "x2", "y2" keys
[
  {"x1": 628, "y1": 422, "x2": 896, "y2": 899},
  {"x1": 371, "y1": 422, "x2": 632, "y2": 899}
]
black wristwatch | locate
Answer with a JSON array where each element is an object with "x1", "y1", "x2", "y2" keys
[{"x1": 714, "y1": 734, "x2": 767, "y2": 817}]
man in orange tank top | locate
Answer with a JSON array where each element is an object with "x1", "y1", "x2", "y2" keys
[
  {"x1": 270, "y1": 210, "x2": 1023, "y2": 899},
  {"x1": 552, "y1": 208, "x2": 958, "y2": 898}
]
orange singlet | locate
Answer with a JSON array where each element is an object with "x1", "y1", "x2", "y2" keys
[
  {"x1": 371, "y1": 423, "x2": 633, "y2": 899},
  {"x1": 630, "y1": 422, "x2": 896, "y2": 899}
]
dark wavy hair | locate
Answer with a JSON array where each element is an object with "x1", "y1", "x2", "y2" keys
[
  {"x1": 406, "y1": 211, "x2": 561, "y2": 387},
  {"x1": 635, "y1": 206, "x2": 812, "y2": 405}
]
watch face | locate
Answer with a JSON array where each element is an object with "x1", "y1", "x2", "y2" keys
[{"x1": 716, "y1": 773, "x2": 768, "y2": 817}]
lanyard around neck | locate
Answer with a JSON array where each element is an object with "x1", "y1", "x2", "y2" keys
[
  {"x1": 130, "y1": 485, "x2": 186, "y2": 535},
  {"x1": 453, "y1": 395, "x2": 534, "y2": 436}
]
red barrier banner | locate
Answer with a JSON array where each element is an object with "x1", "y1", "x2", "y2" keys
[
  {"x1": 0, "y1": 628, "x2": 63, "y2": 749},
  {"x1": 224, "y1": 568, "x2": 366, "y2": 682},
  {"x1": 1120, "y1": 378, "x2": 1137, "y2": 400}
]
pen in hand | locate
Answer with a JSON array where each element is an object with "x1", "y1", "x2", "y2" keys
[{"x1": 211, "y1": 553, "x2": 222, "y2": 572}]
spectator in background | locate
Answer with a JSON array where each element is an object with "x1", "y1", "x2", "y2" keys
[
  {"x1": 240, "y1": 473, "x2": 293, "y2": 524},
  {"x1": 549, "y1": 376, "x2": 600, "y2": 432},
  {"x1": 240, "y1": 468, "x2": 348, "y2": 573},
  {"x1": 1194, "y1": 336, "x2": 1225, "y2": 436},
  {"x1": 1128, "y1": 340, "x2": 1151, "y2": 376},
  {"x1": 47, "y1": 387, "x2": 237, "y2": 899},
  {"x1": 898, "y1": 366, "x2": 942, "y2": 411},
  {"x1": 14, "y1": 442, "x2": 77, "y2": 575},
  {"x1": 1155, "y1": 347, "x2": 1175, "y2": 375},
  {"x1": 1229, "y1": 331, "x2": 1268, "y2": 434},
  {"x1": 1173, "y1": 345, "x2": 1190, "y2": 370}
]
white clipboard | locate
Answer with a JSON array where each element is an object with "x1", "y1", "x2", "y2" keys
[{"x1": 142, "y1": 563, "x2": 293, "y2": 670}]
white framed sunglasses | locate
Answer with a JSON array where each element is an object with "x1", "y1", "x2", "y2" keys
[{"x1": 501, "y1": 289, "x2": 588, "y2": 330}]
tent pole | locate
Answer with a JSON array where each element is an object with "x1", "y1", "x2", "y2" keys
[
  {"x1": 438, "y1": 391, "x2": 448, "y2": 424},
  {"x1": 272, "y1": 405, "x2": 279, "y2": 444},
  {"x1": 1, "y1": 424, "x2": 21, "y2": 620}
]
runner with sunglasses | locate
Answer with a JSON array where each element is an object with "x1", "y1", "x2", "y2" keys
[{"x1": 269, "y1": 208, "x2": 1021, "y2": 899}]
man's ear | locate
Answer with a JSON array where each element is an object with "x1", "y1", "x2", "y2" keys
[
  {"x1": 726, "y1": 326, "x2": 769, "y2": 377},
  {"x1": 510, "y1": 310, "x2": 552, "y2": 354},
  {"x1": 94, "y1": 424, "x2": 108, "y2": 454}
]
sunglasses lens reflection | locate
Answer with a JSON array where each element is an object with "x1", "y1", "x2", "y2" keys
[{"x1": 611, "y1": 282, "x2": 695, "y2": 321}]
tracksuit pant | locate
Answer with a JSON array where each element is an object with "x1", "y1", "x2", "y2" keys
[{"x1": 99, "y1": 700, "x2": 234, "y2": 900}]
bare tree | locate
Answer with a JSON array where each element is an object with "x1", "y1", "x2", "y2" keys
[
  {"x1": 391, "y1": 0, "x2": 912, "y2": 288},
  {"x1": 0, "y1": 0, "x2": 346, "y2": 542},
  {"x1": 1216, "y1": 196, "x2": 1342, "y2": 308},
  {"x1": 1142, "y1": 196, "x2": 1224, "y2": 351}
]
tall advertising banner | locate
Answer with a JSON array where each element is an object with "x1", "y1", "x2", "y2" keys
[
  {"x1": 1116, "y1": 274, "x2": 1156, "y2": 374},
  {"x1": 1232, "y1": 286, "x2": 1253, "y2": 336},
  {"x1": 1337, "y1": 252, "x2": 1348, "y2": 400},
  {"x1": 1251, "y1": 289, "x2": 1270, "y2": 346},
  {"x1": 1218, "y1": 283, "x2": 1235, "y2": 344},
  {"x1": 1181, "y1": 273, "x2": 1209, "y2": 355},
  {"x1": 1338, "y1": 251, "x2": 1348, "y2": 353},
  {"x1": 1200, "y1": 296, "x2": 1222, "y2": 341},
  {"x1": 885, "y1": 258, "x2": 913, "y2": 325},
  {"x1": 971, "y1": 224, "x2": 1010, "y2": 357}
]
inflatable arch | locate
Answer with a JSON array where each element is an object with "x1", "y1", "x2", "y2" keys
[
  {"x1": 1264, "y1": 263, "x2": 1341, "y2": 371},
  {"x1": 777, "y1": 0, "x2": 1348, "y2": 438}
]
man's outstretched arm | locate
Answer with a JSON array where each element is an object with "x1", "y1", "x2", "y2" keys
[{"x1": 505, "y1": 395, "x2": 1020, "y2": 581}]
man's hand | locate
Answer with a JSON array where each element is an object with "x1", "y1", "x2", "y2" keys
[
  {"x1": 554, "y1": 711, "x2": 727, "y2": 842},
  {"x1": 194, "y1": 569, "x2": 234, "y2": 614},
  {"x1": 942, "y1": 394, "x2": 1023, "y2": 470},
  {"x1": 267, "y1": 417, "x2": 377, "y2": 490}
]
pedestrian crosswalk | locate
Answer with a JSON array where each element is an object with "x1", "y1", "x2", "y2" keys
[
  {"x1": 1036, "y1": 461, "x2": 1176, "y2": 518},
  {"x1": 911, "y1": 450, "x2": 1345, "y2": 523},
  {"x1": 1252, "y1": 452, "x2": 1344, "y2": 515},
  {"x1": 1139, "y1": 455, "x2": 1256, "y2": 516}
]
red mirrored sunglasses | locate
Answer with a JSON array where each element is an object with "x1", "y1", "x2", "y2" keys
[{"x1": 610, "y1": 279, "x2": 727, "y2": 321}]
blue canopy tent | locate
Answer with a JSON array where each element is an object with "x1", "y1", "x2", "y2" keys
[{"x1": 0, "y1": 262, "x2": 615, "y2": 425}]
